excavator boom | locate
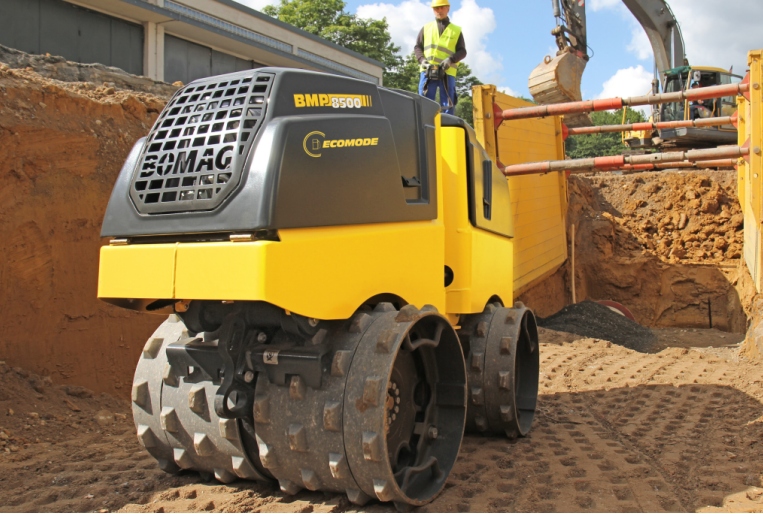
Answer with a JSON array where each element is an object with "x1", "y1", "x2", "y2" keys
[{"x1": 529, "y1": 0, "x2": 686, "y2": 128}]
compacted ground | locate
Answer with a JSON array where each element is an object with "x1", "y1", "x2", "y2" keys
[{"x1": 1, "y1": 327, "x2": 762, "y2": 513}]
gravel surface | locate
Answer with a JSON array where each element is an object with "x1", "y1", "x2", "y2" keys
[{"x1": 538, "y1": 300, "x2": 658, "y2": 352}]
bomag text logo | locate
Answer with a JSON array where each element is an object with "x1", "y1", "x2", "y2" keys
[
  {"x1": 294, "y1": 93, "x2": 373, "y2": 109},
  {"x1": 303, "y1": 131, "x2": 379, "y2": 158}
]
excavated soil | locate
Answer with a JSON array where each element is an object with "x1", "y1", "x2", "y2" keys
[
  {"x1": 520, "y1": 170, "x2": 757, "y2": 332},
  {"x1": 1, "y1": 331, "x2": 762, "y2": 513},
  {"x1": 538, "y1": 300, "x2": 657, "y2": 352},
  {"x1": 0, "y1": 58, "x2": 173, "y2": 397}
]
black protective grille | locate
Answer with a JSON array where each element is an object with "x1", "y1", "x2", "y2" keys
[{"x1": 130, "y1": 71, "x2": 274, "y2": 214}]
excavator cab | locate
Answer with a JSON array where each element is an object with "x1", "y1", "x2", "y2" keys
[{"x1": 658, "y1": 66, "x2": 742, "y2": 148}]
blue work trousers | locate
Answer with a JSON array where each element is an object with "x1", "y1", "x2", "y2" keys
[{"x1": 418, "y1": 72, "x2": 457, "y2": 115}]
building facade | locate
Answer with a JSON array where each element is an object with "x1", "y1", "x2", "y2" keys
[{"x1": 0, "y1": 0, "x2": 383, "y2": 85}]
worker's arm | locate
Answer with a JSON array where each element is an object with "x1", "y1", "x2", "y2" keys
[
  {"x1": 414, "y1": 28, "x2": 426, "y2": 65},
  {"x1": 453, "y1": 33, "x2": 467, "y2": 63}
]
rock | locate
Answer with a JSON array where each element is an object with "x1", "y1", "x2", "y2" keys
[
  {"x1": 727, "y1": 244, "x2": 742, "y2": 259},
  {"x1": 0, "y1": 431, "x2": 8, "y2": 440},
  {"x1": 678, "y1": 213, "x2": 688, "y2": 229},
  {"x1": 29, "y1": 377, "x2": 45, "y2": 394},
  {"x1": 95, "y1": 410, "x2": 114, "y2": 427},
  {"x1": 685, "y1": 190, "x2": 697, "y2": 200},
  {"x1": 669, "y1": 245, "x2": 686, "y2": 259},
  {"x1": 63, "y1": 385, "x2": 93, "y2": 398},
  {"x1": 730, "y1": 214, "x2": 744, "y2": 229},
  {"x1": 64, "y1": 399, "x2": 81, "y2": 412},
  {"x1": 714, "y1": 238, "x2": 729, "y2": 251},
  {"x1": 28, "y1": 412, "x2": 39, "y2": 419},
  {"x1": 701, "y1": 224, "x2": 718, "y2": 236},
  {"x1": 701, "y1": 199, "x2": 719, "y2": 213},
  {"x1": 7, "y1": 408, "x2": 13, "y2": 416}
]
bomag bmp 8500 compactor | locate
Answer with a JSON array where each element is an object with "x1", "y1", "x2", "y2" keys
[{"x1": 98, "y1": 68, "x2": 541, "y2": 507}]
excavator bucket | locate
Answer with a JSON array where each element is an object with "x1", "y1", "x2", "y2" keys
[{"x1": 529, "y1": 52, "x2": 592, "y2": 128}]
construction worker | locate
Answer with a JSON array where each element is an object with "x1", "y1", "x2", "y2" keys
[
  {"x1": 414, "y1": 0, "x2": 467, "y2": 115},
  {"x1": 689, "y1": 82, "x2": 712, "y2": 120}
]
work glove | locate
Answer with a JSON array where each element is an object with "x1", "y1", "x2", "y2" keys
[{"x1": 441, "y1": 57, "x2": 453, "y2": 71}]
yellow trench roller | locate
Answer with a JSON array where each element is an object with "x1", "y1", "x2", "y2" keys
[{"x1": 98, "y1": 68, "x2": 560, "y2": 507}]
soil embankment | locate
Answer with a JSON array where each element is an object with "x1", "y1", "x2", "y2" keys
[
  {"x1": 0, "y1": 60, "x2": 173, "y2": 397},
  {"x1": 520, "y1": 170, "x2": 756, "y2": 333}
]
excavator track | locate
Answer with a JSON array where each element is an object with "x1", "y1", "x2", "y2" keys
[
  {"x1": 132, "y1": 304, "x2": 467, "y2": 507},
  {"x1": 131, "y1": 315, "x2": 270, "y2": 484},
  {"x1": 458, "y1": 302, "x2": 539, "y2": 438}
]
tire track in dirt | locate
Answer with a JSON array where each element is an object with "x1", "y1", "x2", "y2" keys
[{"x1": 2, "y1": 336, "x2": 763, "y2": 512}]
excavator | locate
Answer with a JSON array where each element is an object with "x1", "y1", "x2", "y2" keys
[{"x1": 529, "y1": 0, "x2": 741, "y2": 148}]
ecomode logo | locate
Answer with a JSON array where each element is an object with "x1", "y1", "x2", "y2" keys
[{"x1": 303, "y1": 131, "x2": 379, "y2": 158}]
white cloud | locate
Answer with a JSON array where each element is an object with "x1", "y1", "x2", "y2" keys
[
  {"x1": 626, "y1": 21, "x2": 652, "y2": 61},
  {"x1": 594, "y1": 0, "x2": 761, "y2": 74},
  {"x1": 356, "y1": 1, "x2": 431, "y2": 56},
  {"x1": 356, "y1": 0, "x2": 502, "y2": 82},
  {"x1": 232, "y1": 0, "x2": 276, "y2": 11},
  {"x1": 451, "y1": 0, "x2": 500, "y2": 82},
  {"x1": 589, "y1": 0, "x2": 620, "y2": 11},
  {"x1": 497, "y1": 85, "x2": 520, "y2": 97},
  {"x1": 669, "y1": 0, "x2": 762, "y2": 74},
  {"x1": 598, "y1": 65, "x2": 653, "y2": 115}
]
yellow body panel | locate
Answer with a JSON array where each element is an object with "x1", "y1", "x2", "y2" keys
[
  {"x1": 473, "y1": 86, "x2": 567, "y2": 298},
  {"x1": 98, "y1": 245, "x2": 176, "y2": 299},
  {"x1": 99, "y1": 221, "x2": 445, "y2": 320},
  {"x1": 742, "y1": 50, "x2": 763, "y2": 292},
  {"x1": 440, "y1": 127, "x2": 513, "y2": 314}
]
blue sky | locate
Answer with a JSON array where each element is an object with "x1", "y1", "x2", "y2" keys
[
  {"x1": 350, "y1": 0, "x2": 643, "y2": 99},
  {"x1": 236, "y1": 0, "x2": 762, "y2": 101}
]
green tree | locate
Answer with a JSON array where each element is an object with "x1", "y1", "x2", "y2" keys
[
  {"x1": 384, "y1": 52, "x2": 420, "y2": 92},
  {"x1": 454, "y1": 63, "x2": 482, "y2": 126},
  {"x1": 564, "y1": 107, "x2": 647, "y2": 159},
  {"x1": 263, "y1": 0, "x2": 402, "y2": 85},
  {"x1": 262, "y1": 0, "x2": 485, "y2": 123}
]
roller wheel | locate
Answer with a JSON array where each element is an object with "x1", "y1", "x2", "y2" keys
[
  {"x1": 131, "y1": 315, "x2": 271, "y2": 483},
  {"x1": 458, "y1": 302, "x2": 540, "y2": 438},
  {"x1": 254, "y1": 303, "x2": 467, "y2": 507}
]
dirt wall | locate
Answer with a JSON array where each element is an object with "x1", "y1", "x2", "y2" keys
[
  {"x1": 0, "y1": 64, "x2": 170, "y2": 397},
  {"x1": 519, "y1": 170, "x2": 757, "y2": 333}
]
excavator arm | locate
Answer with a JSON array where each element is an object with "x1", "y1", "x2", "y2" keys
[
  {"x1": 622, "y1": 0, "x2": 686, "y2": 73},
  {"x1": 529, "y1": 0, "x2": 686, "y2": 128}
]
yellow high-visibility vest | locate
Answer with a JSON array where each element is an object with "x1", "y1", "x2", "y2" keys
[{"x1": 421, "y1": 21, "x2": 461, "y2": 77}]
